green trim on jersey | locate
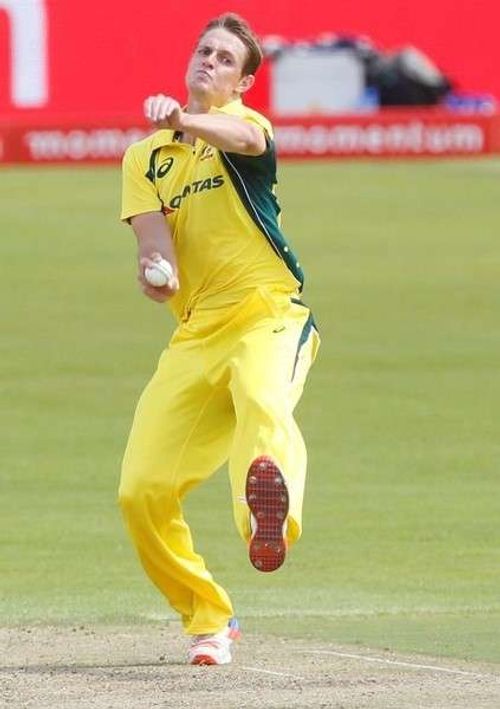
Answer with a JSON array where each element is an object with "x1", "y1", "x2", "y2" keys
[
  {"x1": 145, "y1": 147, "x2": 162, "y2": 184},
  {"x1": 220, "y1": 141, "x2": 304, "y2": 291},
  {"x1": 291, "y1": 310, "x2": 317, "y2": 381}
]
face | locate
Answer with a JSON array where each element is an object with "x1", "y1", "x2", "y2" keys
[{"x1": 185, "y1": 28, "x2": 254, "y2": 106}]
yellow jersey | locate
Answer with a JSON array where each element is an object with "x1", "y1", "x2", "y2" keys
[{"x1": 121, "y1": 99, "x2": 304, "y2": 322}]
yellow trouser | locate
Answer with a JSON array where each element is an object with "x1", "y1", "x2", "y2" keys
[{"x1": 118, "y1": 288, "x2": 319, "y2": 635}]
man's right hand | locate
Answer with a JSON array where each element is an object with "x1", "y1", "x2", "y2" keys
[
  {"x1": 138, "y1": 253, "x2": 179, "y2": 303},
  {"x1": 130, "y1": 212, "x2": 179, "y2": 304}
]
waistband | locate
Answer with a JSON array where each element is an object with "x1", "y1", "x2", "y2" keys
[{"x1": 172, "y1": 287, "x2": 311, "y2": 341}]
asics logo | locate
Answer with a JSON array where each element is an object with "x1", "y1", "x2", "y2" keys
[{"x1": 157, "y1": 157, "x2": 174, "y2": 178}]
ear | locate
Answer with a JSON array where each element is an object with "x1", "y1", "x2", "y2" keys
[{"x1": 236, "y1": 74, "x2": 255, "y2": 96}]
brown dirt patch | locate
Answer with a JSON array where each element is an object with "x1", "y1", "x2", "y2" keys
[{"x1": 1, "y1": 625, "x2": 499, "y2": 708}]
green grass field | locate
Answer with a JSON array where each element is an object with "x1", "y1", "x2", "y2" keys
[{"x1": 1, "y1": 160, "x2": 499, "y2": 663}]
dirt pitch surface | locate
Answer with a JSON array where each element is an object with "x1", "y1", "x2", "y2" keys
[{"x1": 1, "y1": 625, "x2": 499, "y2": 708}]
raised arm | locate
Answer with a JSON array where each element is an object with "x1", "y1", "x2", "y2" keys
[{"x1": 144, "y1": 95, "x2": 266, "y2": 156}]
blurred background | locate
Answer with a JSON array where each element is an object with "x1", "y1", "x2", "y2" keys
[
  {"x1": 1, "y1": 0, "x2": 499, "y2": 161},
  {"x1": 1, "y1": 0, "x2": 500, "y2": 666}
]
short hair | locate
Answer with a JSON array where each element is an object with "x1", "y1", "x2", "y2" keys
[{"x1": 200, "y1": 13, "x2": 263, "y2": 76}]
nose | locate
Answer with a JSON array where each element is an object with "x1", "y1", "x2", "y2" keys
[{"x1": 201, "y1": 52, "x2": 215, "y2": 68}]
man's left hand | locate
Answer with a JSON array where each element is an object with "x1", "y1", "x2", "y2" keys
[{"x1": 144, "y1": 94, "x2": 183, "y2": 130}]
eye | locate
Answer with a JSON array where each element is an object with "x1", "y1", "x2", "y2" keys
[{"x1": 198, "y1": 46, "x2": 211, "y2": 56}]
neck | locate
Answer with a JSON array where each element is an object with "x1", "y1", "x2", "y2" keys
[
  {"x1": 186, "y1": 91, "x2": 239, "y2": 114},
  {"x1": 186, "y1": 96, "x2": 211, "y2": 114}
]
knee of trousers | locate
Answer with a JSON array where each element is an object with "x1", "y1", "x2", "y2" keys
[
  {"x1": 118, "y1": 465, "x2": 181, "y2": 521},
  {"x1": 233, "y1": 387, "x2": 291, "y2": 429}
]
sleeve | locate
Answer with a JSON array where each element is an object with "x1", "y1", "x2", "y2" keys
[
  {"x1": 120, "y1": 144, "x2": 163, "y2": 223},
  {"x1": 222, "y1": 106, "x2": 277, "y2": 178},
  {"x1": 224, "y1": 132, "x2": 277, "y2": 180}
]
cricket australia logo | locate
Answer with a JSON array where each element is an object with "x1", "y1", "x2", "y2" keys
[{"x1": 199, "y1": 145, "x2": 215, "y2": 161}]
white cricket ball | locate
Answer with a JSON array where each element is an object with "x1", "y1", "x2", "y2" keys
[{"x1": 144, "y1": 258, "x2": 175, "y2": 287}]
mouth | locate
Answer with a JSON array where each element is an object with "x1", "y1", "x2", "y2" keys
[{"x1": 195, "y1": 69, "x2": 212, "y2": 80}]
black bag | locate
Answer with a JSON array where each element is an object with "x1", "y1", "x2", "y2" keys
[{"x1": 366, "y1": 46, "x2": 452, "y2": 106}]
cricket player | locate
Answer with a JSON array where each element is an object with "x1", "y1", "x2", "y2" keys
[{"x1": 119, "y1": 13, "x2": 319, "y2": 665}]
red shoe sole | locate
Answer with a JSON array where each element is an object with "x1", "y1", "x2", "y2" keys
[
  {"x1": 246, "y1": 456, "x2": 289, "y2": 573},
  {"x1": 190, "y1": 654, "x2": 218, "y2": 665}
]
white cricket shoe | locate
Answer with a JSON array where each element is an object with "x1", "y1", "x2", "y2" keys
[{"x1": 187, "y1": 617, "x2": 241, "y2": 666}]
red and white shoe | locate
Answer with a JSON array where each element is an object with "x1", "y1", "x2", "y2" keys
[
  {"x1": 187, "y1": 618, "x2": 241, "y2": 666},
  {"x1": 246, "y1": 456, "x2": 289, "y2": 573}
]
